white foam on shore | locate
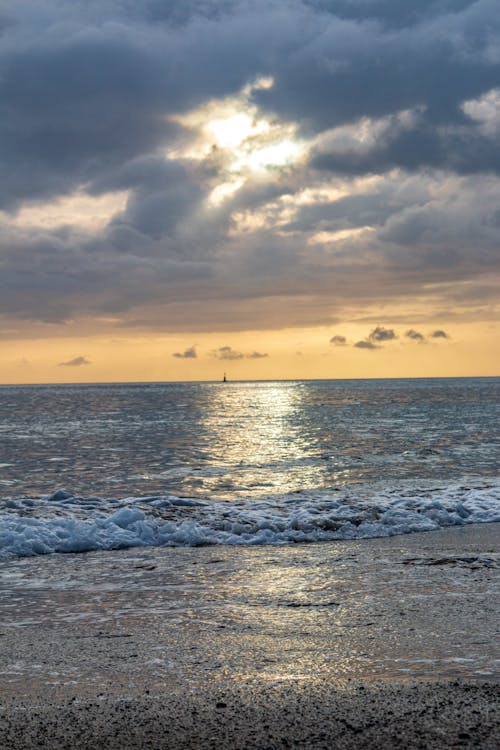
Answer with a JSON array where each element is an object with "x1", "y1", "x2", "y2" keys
[{"x1": 1, "y1": 480, "x2": 500, "y2": 559}]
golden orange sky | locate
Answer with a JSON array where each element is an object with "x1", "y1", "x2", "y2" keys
[{"x1": 2, "y1": 318, "x2": 498, "y2": 384}]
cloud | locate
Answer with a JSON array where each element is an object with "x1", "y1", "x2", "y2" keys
[
  {"x1": 104, "y1": 158, "x2": 206, "y2": 241},
  {"x1": 172, "y1": 345, "x2": 197, "y2": 358},
  {"x1": 369, "y1": 326, "x2": 397, "y2": 342},
  {"x1": 3, "y1": 1, "x2": 500, "y2": 209},
  {"x1": 256, "y1": 2, "x2": 500, "y2": 165},
  {"x1": 405, "y1": 329, "x2": 425, "y2": 341},
  {"x1": 330, "y1": 335, "x2": 347, "y2": 346},
  {"x1": 211, "y1": 345, "x2": 244, "y2": 360},
  {"x1": 210, "y1": 346, "x2": 267, "y2": 360},
  {"x1": 354, "y1": 340, "x2": 379, "y2": 350},
  {"x1": 58, "y1": 355, "x2": 91, "y2": 367},
  {"x1": 431, "y1": 329, "x2": 450, "y2": 339},
  {"x1": 0, "y1": 0, "x2": 499, "y2": 339}
]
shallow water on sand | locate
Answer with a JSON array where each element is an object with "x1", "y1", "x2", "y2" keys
[{"x1": 0, "y1": 524, "x2": 498, "y2": 700}]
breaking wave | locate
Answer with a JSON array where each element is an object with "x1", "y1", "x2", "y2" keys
[{"x1": 1, "y1": 479, "x2": 499, "y2": 559}]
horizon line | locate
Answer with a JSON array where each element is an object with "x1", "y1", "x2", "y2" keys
[{"x1": 0, "y1": 374, "x2": 499, "y2": 388}]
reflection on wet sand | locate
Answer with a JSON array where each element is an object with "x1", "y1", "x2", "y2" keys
[{"x1": 0, "y1": 524, "x2": 498, "y2": 700}]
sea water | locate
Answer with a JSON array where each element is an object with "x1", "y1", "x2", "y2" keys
[{"x1": 0, "y1": 378, "x2": 499, "y2": 559}]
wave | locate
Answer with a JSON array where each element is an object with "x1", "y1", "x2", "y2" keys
[{"x1": 1, "y1": 480, "x2": 499, "y2": 559}]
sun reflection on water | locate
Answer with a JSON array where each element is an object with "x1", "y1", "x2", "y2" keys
[{"x1": 197, "y1": 382, "x2": 329, "y2": 497}]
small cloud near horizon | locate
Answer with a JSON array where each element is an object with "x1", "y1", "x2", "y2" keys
[
  {"x1": 369, "y1": 326, "x2": 397, "y2": 343},
  {"x1": 431, "y1": 330, "x2": 449, "y2": 339},
  {"x1": 211, "y1": 346, "x2": 244, "y2": 360},
  {"x1": 173, "y1": 345, "x2": 197, "y2": 359},
  {"x1": 58, "y1": 356, "x2": 91, "y2": 367},
  {"x1": 354, "y1": 340, "x2": 379, "y2": 350},
  {"x1": 211, "y1": 346, "x2": 268, "y2": 360},
  {"x1": 405, "y1": 329, "x2": 425, "y2": 341},
  {"x1": 330, "y1": 335, "x2": 347, "y2": 346}
]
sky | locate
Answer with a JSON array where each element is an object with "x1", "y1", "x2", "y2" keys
[{"x1": 1, "y1": 0, "x2": 499, "y2": 383}]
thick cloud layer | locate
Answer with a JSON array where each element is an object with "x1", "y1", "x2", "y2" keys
[{"x1": 1, "y1": 0, "x2": 499, "y2": 334}]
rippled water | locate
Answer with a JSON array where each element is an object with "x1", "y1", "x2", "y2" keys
[
  {"x1": 1, "y1": 378, "x2": 498, "y2": 499},
  {"x1": 0, "y1": 378, "x2": 499, "y2": 557}
]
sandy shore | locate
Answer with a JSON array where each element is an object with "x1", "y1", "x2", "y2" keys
[{"x1": 1, "y1": 522, "x2": 499, "y2": 748}]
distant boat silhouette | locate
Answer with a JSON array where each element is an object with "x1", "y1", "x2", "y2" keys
[{"x1": 223, "y1": 372, "x2": 227, "y2": 382}]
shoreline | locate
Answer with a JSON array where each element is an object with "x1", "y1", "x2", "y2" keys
[{"x1": 1, "y1": 522, "x2": 499, "y2": 747}]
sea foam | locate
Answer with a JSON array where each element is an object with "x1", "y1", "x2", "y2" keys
[{"x1": 1, "y1": 480, "x2": 499, "y2": 559}]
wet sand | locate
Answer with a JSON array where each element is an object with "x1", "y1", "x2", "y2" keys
[{"x1": 0, "y1": 523, "x2": 499, "y2": 748}]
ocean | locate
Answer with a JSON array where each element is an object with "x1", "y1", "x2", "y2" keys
[{"x1": 1, "y1": 377, "x2": 499, "y2": 559}]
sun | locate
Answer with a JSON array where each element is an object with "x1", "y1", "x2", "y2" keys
[
  {"x1": 206, "y1": 113, "x2": 304, "y2": 205},
  {"x1": 235, "y1": 139, "x2": 301, "y2": 171},
  {"x1": 207, "y1": 112, "x2": 267, "y2": 149}
]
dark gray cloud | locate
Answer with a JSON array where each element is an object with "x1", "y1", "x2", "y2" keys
[
  {"x1": 0, "y1": 222, "x2": 214, "y2": 325},
  {"x1": 256, "y1": 1, "x2": 500, "y2": 142},
  {"x1": 173, "y1": 346, "x2": 197, "y2": 359},
  {"x1": 58, "y1": 355, "x2": 91, "y2": 367},
  {"x1": 312, "y1": 114, "x2": 500, "y2": 177},
  {"x1": 405, "y1": 329, "x2": 425, "y2": 341},
  {"x1": 98, "y1": 158, "x2": 210, "y2": 246},
  {"x1": 431, "y1": 329, "x2": 449, "y2": 339},
  {"x1": 303, "y1": 1, "x2": 474, "y2": 29},
  {"x1": 330, "y1": 335, "x2": 346, "y2": 345},
  {"x1": 286, "y1": 191, "x2": 397, "y2": 234},
  {"x1": 369, "y1": 326, "x2": 397, "y2": 342}
]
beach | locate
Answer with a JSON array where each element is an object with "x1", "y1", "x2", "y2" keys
[
  {"x1": 1, "y1": 522, "x2": 498, "y2": 748},
  {"x1": 2, "y1": 0, "x2": 500, "y2": 741}
]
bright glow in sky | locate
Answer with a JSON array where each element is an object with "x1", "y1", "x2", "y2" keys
[
  {"x1": 209, "y1": 178, "x2": 245, "y2": 205},
  {"x1": 171, "y1": 82, "x2": 305, "y2": 206},
  {"x1": 234, "y1": 138, "x2": 302, "y2": 171},
  {"x1": 307, "y1": 226, "x2": 375, "y2": 245},
  {"x1": 1, "y1": 190, "x2": 127, "y2": 231},
  {"x1": 207, "y1": 113, "x2": 268, "y2": 149}
]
